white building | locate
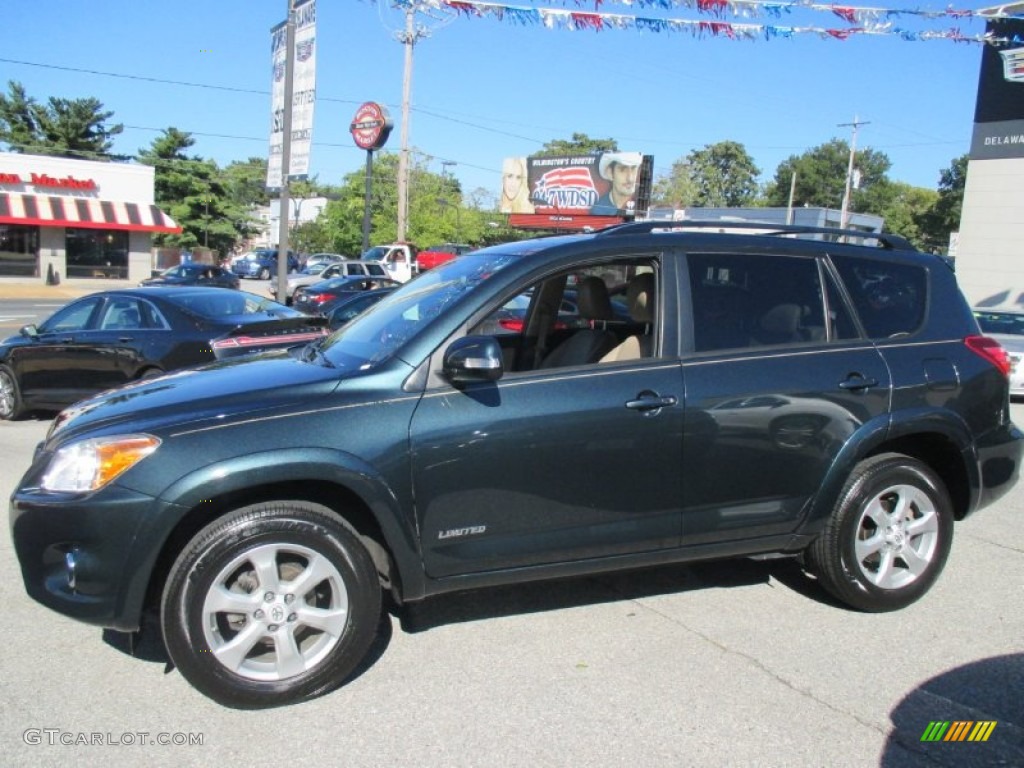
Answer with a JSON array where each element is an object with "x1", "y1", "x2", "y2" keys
[
  {"x1": 252, "y1": 197, "x2": 328, "y2": 248},
  {"x1": 0, "y1": 151, "x2": 179, "y2": 283},
  {"x1": 952, "y1": 8, "x2": 1024, "y2": 306}
]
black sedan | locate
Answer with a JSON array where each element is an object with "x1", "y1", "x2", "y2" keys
[
  {"x1": 323, "y1": 287, "x2": 398, "y2": 330},
  {"x1": 141, "y1": 263, "x2": 240, "y2": 289},
  {"x1": 293, "y1": 276, "x2": 401, "y2": 315},
  {"x1": 0, "y1": 287, "x2": 328, "y2": 420}
]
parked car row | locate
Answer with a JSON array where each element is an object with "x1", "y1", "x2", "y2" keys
[{"x1": 271, "y1": 259, "x2": 389, "y2": 304}]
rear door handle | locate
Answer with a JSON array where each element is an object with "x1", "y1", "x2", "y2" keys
[{"x1": 838, "y1": 374, "x2": 879, "y2": 391}]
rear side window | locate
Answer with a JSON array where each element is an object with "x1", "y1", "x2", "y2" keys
[
  {"x1": 831, "y1": 256, "x2": 926, "y2": 339},
  {"x1": 688, "y1": 252, "x2": 853, "y2": 351}
]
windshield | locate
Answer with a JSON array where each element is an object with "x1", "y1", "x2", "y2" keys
[{"x1": 321, "y1": 247, "x2": 522, "y2": 372}]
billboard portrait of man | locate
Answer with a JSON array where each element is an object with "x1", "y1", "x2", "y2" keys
[{"x1": 590, "y1": 152, "x2": 643, "y2": 215}]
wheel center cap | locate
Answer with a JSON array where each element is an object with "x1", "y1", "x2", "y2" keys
[
  {"x1": 268, "y1": 603, "x2": 287, "y2": 624},
  {"x1": 885, "y1": 525, "x2": 906, "y2": 550}
]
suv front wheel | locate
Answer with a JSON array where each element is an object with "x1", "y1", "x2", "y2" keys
[
  {"x1": 807, "y1": 453, "x2": 953, "y2": 612},
  {"x1": 161, "y1": 501, "x2": 382, "y2": 708}
]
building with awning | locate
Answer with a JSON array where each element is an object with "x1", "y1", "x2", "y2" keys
[{"x1": 0, "y1": 152, "x2": 180, "y2": 282}]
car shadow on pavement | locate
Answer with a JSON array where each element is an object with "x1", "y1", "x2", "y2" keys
[
  {"x1": 396, "y1": 556, "x2": 839, "y2": 634},
  {"x1": 881, "y1": 653, "x2": 1024, "y2": 767}
]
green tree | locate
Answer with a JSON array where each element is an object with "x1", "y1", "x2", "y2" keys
[
  {"x1": 765, "y1": 139, "x2": 892, "y2": 213},
  {"x1": 0, "y1": 80, "x2": 123, "y2": 159},
  {"x1": 534, "y1": 133, "x2": 618, "y2": 157},
  {"x1": 222, "y1": 157, "x2": 271, "y2": 209},
  {"x1": 321, "y1": 152, "x2": 483, "y2": 253},
  {"x1": 870, "y1": 180, "x2": 939, "y2": 250},
  {"x1": 688, "y1": 141, "x2": 761, "y2": 207},
  {"x1": 918, "y1": 154, "x2": 968, "y2": 252},
  {"x1": 138, "y1": 128, "x2": 254, "y2": 255},
  {"x1": 652, "y1": 157, "x2": 698, "y2": 208}
]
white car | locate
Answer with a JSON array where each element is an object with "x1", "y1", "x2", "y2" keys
[
  {"x1": 973, "y1": 307, "x2": 1024, "y2": 396},
  {"x1": 272, "y1": 260, "x2": 388, "y2": 304}
]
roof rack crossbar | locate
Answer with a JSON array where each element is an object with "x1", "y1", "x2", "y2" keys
[{"x1": 594, "y1": 220, "x2": 915, "y2": 251}]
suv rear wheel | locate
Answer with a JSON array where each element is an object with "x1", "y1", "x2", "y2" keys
[
  {"x1": 161, "y1": 501, "x2": 382, "y2": 708},
  {"x1": 807, "y1": 453, "x2": 953, "y2": 612}
]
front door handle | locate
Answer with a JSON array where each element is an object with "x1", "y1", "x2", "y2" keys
[
  {"x1": 625, "y1": 391, "x2": 678, "y2": 415},
  {"x1": 838, "y1": 374, "x2": 879, "y2": 391}
]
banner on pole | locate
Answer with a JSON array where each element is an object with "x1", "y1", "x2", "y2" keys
[{"x1": 267, "y1": 0, "x2": 317, "y2": 189}]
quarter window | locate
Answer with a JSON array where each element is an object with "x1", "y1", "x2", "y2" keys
[{"x1": 831, "y1": 255, "x2": 926, "y2": 339}]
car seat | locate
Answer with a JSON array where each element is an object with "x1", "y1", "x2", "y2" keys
[
  {"x1": 540, "y1": 277, "x2": 618, "y2": 368},
  {"x1": 600, "y1": 273, "x2": 656, "y2": 363}
]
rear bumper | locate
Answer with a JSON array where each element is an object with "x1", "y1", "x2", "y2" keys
[{"x1": 971, "y1": 420, "x2": 1024, "y2": 515}]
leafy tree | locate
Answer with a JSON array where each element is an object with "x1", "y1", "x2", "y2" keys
[
  {"x1": 138, "y1": 128, "x2": 254, "y2": 255},
  {"x1": 690, "y1": 141, "x2": 762, "y2": 207},
  {"x1": 765, "y1": 139, "x2": 892, "y2": 214},
  {"x1": 918, "y1": 154, "x2": 968, "y2": 252},
  {"x1": 223, "y1": 157, "x2": 271, "y2": 208},
  {"x1": 320, "y1": 151, "x2": 488, "y2": 254},
  {"x1": 652, "y1": 157, "x2": 699, "y2": 208},
  {"x1": 870, "y1": 180, "x2": 939, "y2": 250},
  {"x1": 534, "y1": 133, "x2": 618, "y2": 157},
  {"x1": 0, "y1": 80, "x2": 123, "y2": 159}
]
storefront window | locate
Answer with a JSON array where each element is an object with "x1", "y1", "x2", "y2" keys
[
  {"x1": 66, "y1": 228, "x2": 129, "y2": 279},
  {"x1": 0, "y1": 224, "x2": 40, "y2": 277}
]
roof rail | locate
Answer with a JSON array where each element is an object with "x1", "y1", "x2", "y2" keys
[{"x1": 594, "y1": 220, "x2": 916, "y2": 251}]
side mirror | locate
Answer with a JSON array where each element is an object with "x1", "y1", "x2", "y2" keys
[
  {"x1": 444, "y1": 336, "x2": 504, "y2": 383},
  {"x1": 19, "y1": 324, "x2": 38, "y2": 339}
]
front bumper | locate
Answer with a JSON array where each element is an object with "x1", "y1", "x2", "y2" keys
[{"x1": 10, "y1": 485, "x2": 163, "y2": 631}]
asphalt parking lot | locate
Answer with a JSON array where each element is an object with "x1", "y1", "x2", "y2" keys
[{"x1": 1, "y1": 402, "x2": 1021, "y2": 768}]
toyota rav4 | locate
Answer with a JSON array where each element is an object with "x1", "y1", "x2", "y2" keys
[{"x1": 11, "y1": 222, "x2": 1021, "y2": 709}]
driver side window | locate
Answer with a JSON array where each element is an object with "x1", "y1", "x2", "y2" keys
[{"x1": 470, "y1": 259, "x2": 659, "y2": 373}]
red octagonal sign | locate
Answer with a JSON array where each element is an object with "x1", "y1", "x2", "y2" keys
[{"x1": 350, "y1": 102, "x2": 393, "y2": 151}]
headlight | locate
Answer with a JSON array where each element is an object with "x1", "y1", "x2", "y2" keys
[{"x1": 41, "y1": 435, "x2": 161, "y2": 492}]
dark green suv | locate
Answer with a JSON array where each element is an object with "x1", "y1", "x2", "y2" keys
[{"x1": 11, "y1": 223, "x2": 1022, "y2": 708}]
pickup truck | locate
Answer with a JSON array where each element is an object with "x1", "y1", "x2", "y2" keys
[
  {"x1": 416, "y1": 242, "x2": 472, "y2": 272},
  {"x1": 360, "y1": 243, "x2": 419, "y2": 283}
]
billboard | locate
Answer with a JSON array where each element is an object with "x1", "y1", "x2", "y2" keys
[
  {"x1": 969, "y1": 17, "x2": 1024, "y2": 161},
  {"x1": 500, "y1": 151, "x2": 653, "y2": 229},
  {"x1": 267, "y1": 0, "x2": 317, "y2": 189}
]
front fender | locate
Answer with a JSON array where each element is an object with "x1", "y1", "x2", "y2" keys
[{"x1": 117, "y1": 448, "x2": 425, "y2": 627}]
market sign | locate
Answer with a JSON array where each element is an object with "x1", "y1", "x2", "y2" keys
[
  {"x1": 350, "y1": 102, "x2": 392, "y2": 151},
  {"x1": 0, "y1": 172, "x2": 97, "y2": 191}
]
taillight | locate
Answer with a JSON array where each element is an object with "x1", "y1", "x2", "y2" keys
[
  {"x1": 498, "y1": 318, "x2": 524, "y2": 332},
  {"x1": 965, "y1": 335, "x2": 1011, "y2": 377},
  {"x1": 309, "y1": 293, "x2": 330, "y2": 304}
]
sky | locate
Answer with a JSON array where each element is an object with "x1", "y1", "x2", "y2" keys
[{"x1": 1, "y1": 0, "x2": 1000, "y2": 206}]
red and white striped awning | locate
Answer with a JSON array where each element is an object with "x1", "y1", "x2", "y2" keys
[{"x1": 0, "y1": 192, "x2": 181, "y2": 234}]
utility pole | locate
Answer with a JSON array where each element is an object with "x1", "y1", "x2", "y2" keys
[
  {"x1": 838, "y1": 116, "x2": 869, "y2": 233},
  {"x1": 396, "y1": 7, "x2": 422, "y2": 243}
]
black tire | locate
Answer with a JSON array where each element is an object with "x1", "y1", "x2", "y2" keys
[
  {"x1": 259, "y1": 267, "x2": 271, "y2": 280},
  {"x1": 161, "y1": 501, "x2": 382, "y2": 708},
  {"x1": 138, "y1": 367, "x2": 165, "y2": 380},
  {"x1": 0, "y1": 364, "x2": 25, "y2": 421},
  {"x1": 807, "y1": 453, "x2": 953, "y2": 612}
]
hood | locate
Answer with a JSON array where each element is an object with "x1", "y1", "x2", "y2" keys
[{"x1": 46, "y1": 352, "x2": 344, "y2": 443}]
